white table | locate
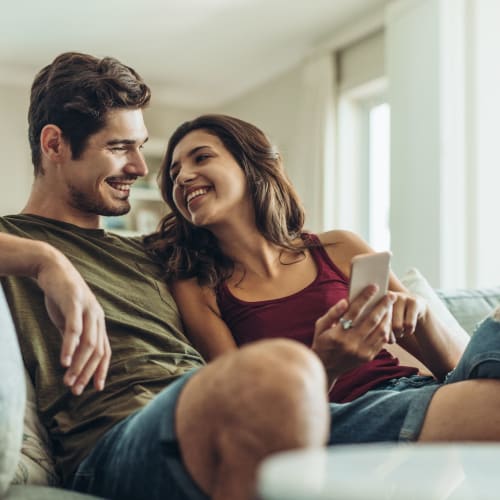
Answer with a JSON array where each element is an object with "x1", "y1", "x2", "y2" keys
[{"x1": 257, "y1": 443, "x2": 500, "y2": 500}]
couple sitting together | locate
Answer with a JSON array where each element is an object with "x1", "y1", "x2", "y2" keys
[{"x1": 2, "y1": 51, "x2": 500, "y2": 500}]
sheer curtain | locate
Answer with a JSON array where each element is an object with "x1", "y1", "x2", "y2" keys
[{"x1": 288, "y1": 53, "x2": 336, "y2": 233}]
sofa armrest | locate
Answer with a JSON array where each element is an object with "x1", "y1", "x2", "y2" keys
[{"x1": 0, "y1": 286, "x2": 26, "y2": 496}]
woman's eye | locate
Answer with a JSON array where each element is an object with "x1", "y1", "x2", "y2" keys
[{"x1": 196, "y1": 154, "x2": 210, "y2": 163}]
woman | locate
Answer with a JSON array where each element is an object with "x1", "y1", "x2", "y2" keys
[
  {"x1": 149, "y1": 115, "x2": 500, "y2": 444},
  {"x1": 145, "y1": 115, "x2": 480, "y2": 402}
]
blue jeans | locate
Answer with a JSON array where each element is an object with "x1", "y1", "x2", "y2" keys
[
  {"x1": 71, "y1": 316, "x2": 500, "y2": 499},
  {"x1": 70, "y1": 370, "x2": 208, "y2": 500},
  {"x1": 328, "y1": 315, "x2": 500, "y2": 445}
]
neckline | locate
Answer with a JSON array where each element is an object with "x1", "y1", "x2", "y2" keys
[
  {"x1": 13, "y1": 213, "x2": 107, "y2": 237},
  {"x1": 220, "y1": 245, "x2": 322, "y2": 306}
]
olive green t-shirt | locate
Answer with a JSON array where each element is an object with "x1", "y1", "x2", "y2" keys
[{"x1": 0, "y1": 214, "x2": 204, "y2": 482}]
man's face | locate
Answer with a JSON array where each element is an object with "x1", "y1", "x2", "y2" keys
[{"x1": 62, "y1": 108, "x2": 149, "y2": 218}]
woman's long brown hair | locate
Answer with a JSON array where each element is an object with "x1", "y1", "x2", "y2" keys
[{"x1": 145, "y1": 114, "x2": 306, "y2": 287}]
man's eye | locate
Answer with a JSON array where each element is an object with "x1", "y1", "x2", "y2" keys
[{"x1": 110, "y1": 146, "x2": 127, "y2": 152}]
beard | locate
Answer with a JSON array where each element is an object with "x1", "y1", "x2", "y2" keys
[{"x1": 68, "y1": 184, "x2": 131, "y2": 217}]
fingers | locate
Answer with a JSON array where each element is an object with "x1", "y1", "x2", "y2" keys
[
  {"x1": 64, "y1": 312, "x2": 97, "y2": 395},
  {"x1": 63, "y1": 308, "x2": 110, "y2": 396},
  {"x1": 315, "y1": 299, "x2": 349, "y2": 335},
  {"x1": 357, "y1": 293, "x2": 396, "y2": 345},
  {"x1": 362, "y1": 306, "x2": 395, "y2": 349},
  {"x1": 93, "y1": 317, "x2": 111, "y2": 391},
  {"x1": 391, "y1": 294, "x2": 421, "y2": 338},
  {"x1": 60, "y1": 308, "x2": 83, "y2": 368},
  {"x1": 337, "y1": 285, "x2": 379, "y2": 326}
]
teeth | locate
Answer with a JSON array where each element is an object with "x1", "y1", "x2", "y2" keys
[
  {"x1": 186, "y1": 187, "x2": 209, "y2": 204},
  {"x1": 108, "y1": 182, "x2": 131, "y2": 192}
]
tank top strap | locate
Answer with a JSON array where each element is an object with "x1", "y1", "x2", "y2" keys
[{"x1": 302, "y1": 233, "x2": 348, "y2": 283}]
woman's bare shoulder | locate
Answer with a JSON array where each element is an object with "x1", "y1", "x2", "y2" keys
[
  {"x1": 316, "y1": 229, "x2": 370, "y2": 250},
  {"x1": 315, "y1": 230, "x2": 375, "y2": 277}
]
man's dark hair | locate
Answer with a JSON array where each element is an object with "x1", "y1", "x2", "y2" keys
[{"x1": 28, "y1": 52, "x2": 151, "y2": 174}]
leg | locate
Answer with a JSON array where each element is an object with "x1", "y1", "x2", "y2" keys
[
  {"x1": 420, "y1": 313, "x2": 500, "y2": 441},
  {"x1": 445, "y1": 315, "x2": 500, "y2": 383},
  {"x1": 419, "y1": 379, "x2": 500, "y2": 441},
  {"x1": 176, "y1": 338, "x2": 329, "y2": 500}
]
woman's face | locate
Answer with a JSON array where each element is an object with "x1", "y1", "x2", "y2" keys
[{"x1": 169, "y1": 129, "x2": 253, "y2": 229}]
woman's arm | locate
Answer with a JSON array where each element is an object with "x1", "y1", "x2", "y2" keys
[
  {"x1": 171, "y1": 278, "x2": 238, "y2": 361},
  {"x1": 318, "y1": 229, "x2": 469, "y2": 380},
  {"x1": 388, "y1": 271, "x2": 469, "y2": 379}
]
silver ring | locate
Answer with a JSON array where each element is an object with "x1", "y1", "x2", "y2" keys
[{"x1": 339, "y1": 317, "x2": 353, "y2": 330}]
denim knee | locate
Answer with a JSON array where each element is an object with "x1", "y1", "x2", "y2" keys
[{"x1": 445, "y1": 316, "x2": 500, "y2": 383}]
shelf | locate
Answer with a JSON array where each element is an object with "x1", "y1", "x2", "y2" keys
[{"x1": 130, "y1": 186, "x2": 162, "y2": 201}]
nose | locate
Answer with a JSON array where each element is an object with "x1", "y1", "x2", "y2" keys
[
  {"x1": 175, "y1": 164, "x2": 196, "y2": 185},
  {"x1": 124, "y1": 149, "x2": 149, "y2": 178}
]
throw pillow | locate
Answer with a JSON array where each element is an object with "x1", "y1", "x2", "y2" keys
[
  {"x1": 400, "y1": 268, "x2": 468, "y2": 337},
  {"x1": 11, "y1": 368, "x2": 59, "y2": 486}
]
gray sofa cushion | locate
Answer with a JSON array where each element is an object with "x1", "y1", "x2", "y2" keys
[
  {"x1": 437, "y1": 287, "x2": 500, "y2": 335},
  {"x1": 0, "y1": 287, "x2": 26, "y2": 496}
]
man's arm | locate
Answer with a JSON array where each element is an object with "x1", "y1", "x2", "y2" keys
[{"x1": 0, "y1": 233, "x2": 111, "y2": 395}]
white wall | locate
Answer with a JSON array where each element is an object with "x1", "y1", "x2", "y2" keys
[
  {"x1": 218, "y1": 64, "x2": 304, "y2": 176},
  {"x1": 0, "y1": 83, "x2": 32, "y2": 215},
  {"x1": 143, "y1": 100, "x2": 197, "y2": 144},
  {"x1": 387, "y1": 0, "x2": 445, "y2": 286},
  {"x1": 469, "y1": 0, "x2": 500, "y2": 288},
  {"x1": 387, "y1": 0, "x2": 500, "y2": 288}
]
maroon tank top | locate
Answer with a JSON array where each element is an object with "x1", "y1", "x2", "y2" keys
[{"x1": 216, "y1": 234, "x2": 418, "y2": 403}]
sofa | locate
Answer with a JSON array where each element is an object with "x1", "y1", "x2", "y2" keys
[
  {"x1": 1, "y1": 269, "x2": 500, "y2": 499},
  {"x1": 0, "y1": 288, "x2": 102, "y2": 500}
]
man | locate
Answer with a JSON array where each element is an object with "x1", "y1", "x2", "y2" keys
[{"x1": 0, "y1": 52, "x2": 333, "y2": 500}]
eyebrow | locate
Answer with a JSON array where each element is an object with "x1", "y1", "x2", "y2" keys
[
  {"x1": 170, "y1": 145, "x2": 212, "y2": 170},
  {"x1": 106, "y1": 137, "x2": 149, "y2": 146}
]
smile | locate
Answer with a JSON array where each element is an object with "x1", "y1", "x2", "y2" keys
[
  {"x1": 185, "y1": 187, "x2": 211, "y2": 205},
  {"x1": 106, "y1": 178, "x2": 134, "y2": 193}
]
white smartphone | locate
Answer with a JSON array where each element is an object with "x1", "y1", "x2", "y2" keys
[{"x1": 348, "y1": 251, "x2": 392, "y2": 319}]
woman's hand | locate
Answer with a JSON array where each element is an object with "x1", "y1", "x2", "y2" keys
[
  {"x1": 311, "y1": 286, "x2": 397, "y2": 388},
  {"x1": 390, "y1": 291, "x2": 427, "y2": 339}
]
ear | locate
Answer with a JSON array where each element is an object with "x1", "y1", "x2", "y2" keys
[{"x1": 40, "y1": 124, "x2": 71, "y2": 163}]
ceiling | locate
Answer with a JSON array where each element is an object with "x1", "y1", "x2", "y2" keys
[{"x1": 0, "y1": 0, "x2": 388, "y2": 108}]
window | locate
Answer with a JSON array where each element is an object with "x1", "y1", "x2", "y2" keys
[
  {"x1": 367, "y1": 102, "x2": 391, "y2": 250},
  {"x1": 334, "y1": 30, "x2": 390, "y2": 250},
  {"x1": 336, "y1": 81, "x2": 390, "y2": 250}
]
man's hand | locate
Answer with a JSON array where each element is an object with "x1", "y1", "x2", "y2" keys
[
  {"x1": 35, "y1": 244, "x2": 111, "y2": 395},
  {"x1": 311, "y1": 285, "x2": 396, "y2": 389}
]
